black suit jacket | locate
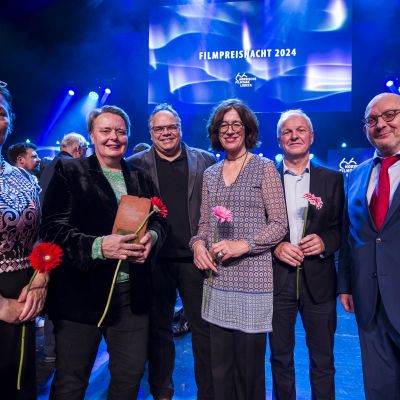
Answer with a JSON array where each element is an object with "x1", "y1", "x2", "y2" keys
[
  {"x1": 40, "y1": 154, "x2": 167, "y2": 324},
  {"x1": 39, "y1": 151, "x2": 73, "y2": 206},
  {"x1": 273, "y1": 161, "x2": 344, "y2": 303},
  {"x1": 127, "y1": 143, "x2": 216, "y2": 238}
]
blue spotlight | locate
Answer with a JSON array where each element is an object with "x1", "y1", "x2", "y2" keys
[
  {"x1": 68, "y1": 89, "x2": 75, "y2": 96},
  {"x1": 386, "y1": 80, "x2": 394, "y2": 88},
  {"x1": 56, "y1": 140, "x2": 60, "y2": 145},
  {"x1": 275, "y1": 154, "x2": 283, "y2": 163},
  {"x1": 26, "y1": 139, "x2": 31, "y2": 143},
  {"x1": 258, "y1": 153, "x2": 263, "y2": 157},
  {"x1": 100, "y1": 88, "x2": 112, "y2": 105},
  {"x1": 310, "y1": 153, "x2": 315, "y2": 160},
  {"x1": 216, "y1": 153, "x2": 221, "y2": 158},
  {"x1": 341, "y1": 142, "x2": 347, "y2": 148},
  {"x1": 89, "y1": 91, "x2": 99, "y2": 100}
]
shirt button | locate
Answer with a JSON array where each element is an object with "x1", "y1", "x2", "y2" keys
[
  {"x1": 376, "y1": 238, "x2": 382, "y2": 243},
  {"x1": 371, "y1": 272, "x2": 377, "y2": 278}
]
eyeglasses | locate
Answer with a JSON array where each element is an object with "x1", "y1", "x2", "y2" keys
[
  {"x1": 151, "y1": 124, "x2": 180, "y2": 134},
  {"x1": 362, "y1": 109, "x2": 400, "y2": 127},
  {"x1": 219, "y1": 121, "x2": 244, "y2": 134}
]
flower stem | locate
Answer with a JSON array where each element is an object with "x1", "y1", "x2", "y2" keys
[
  {"x1": 134, "y1": 210, "x2": 155, "y2": 236},
  {"x1": 98, "y1": 259, "x2": 122, "y2": 327},
  {"x1": 203, "y1": 271, "x2": 213, "y2": 314},
  {"x1": 98, "y1": 210, "x2": 155, "y2": 327},
  {"x1": 17, "y1": 270, "x2": 38, "y2": 390}
]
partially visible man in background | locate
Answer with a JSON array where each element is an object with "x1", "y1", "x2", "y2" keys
[
  {"x1": 7, "y1": 142, "x2": 41, "y2": 175},
  {"x1": 39, "y1": 132, "x2": 87, "y2": 203}
]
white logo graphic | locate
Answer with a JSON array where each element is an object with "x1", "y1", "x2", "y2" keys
[
  {"x1": 339, "y1": 157, "x2": 358, "y2": 174},
  {"x1": 235, "y1": 73, "x2": 256, "y2": 88}
]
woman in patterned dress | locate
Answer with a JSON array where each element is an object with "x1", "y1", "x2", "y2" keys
[
  {"x1": 191, "y1": 99, "x2": 287, "y2": 400},
  {"x1": 0, "y1": 82, "x2": 45, "y2": 399}
]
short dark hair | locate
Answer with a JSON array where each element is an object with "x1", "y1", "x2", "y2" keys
[
  {"x1": 207, "y1": 98, "x2": 259, "y2": 152},
  {"x1": 87, "y1": 105, "x2": 131, "y2": 137},
  {"x1": 7, "y1": 142, "x2": 37, "y2": 165},
  {"x1": 0, "y1": 83, "x2": 15, "y2": 133},
  {"x1": 148, "y1": 103, "x2": 181, "y2": 130}
]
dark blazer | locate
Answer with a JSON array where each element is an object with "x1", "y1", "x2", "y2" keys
[
  {"x1": 40, "y1": 154, "x2": 167, "y2": 324},
  {"x1": 127, "y1": 143, "x2": 216, "y2": 237},
  {"x1": 274, "y1": 161, "x2": 344, "y2": 304},
  {"x1": 39, "y1": 151, "x2": 73, "y2": 206},
  {"x1": 338, "y1": 158, "x2": 400, "y2": 332}
]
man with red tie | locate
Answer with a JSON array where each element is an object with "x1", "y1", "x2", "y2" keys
[{"x1": 339, "y1": 92, "x2": 400, "y2": 399}]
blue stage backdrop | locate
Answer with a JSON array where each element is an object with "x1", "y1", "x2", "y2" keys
[{"x1": 149, "y1": 0, "x2": 352, "y2": 113}]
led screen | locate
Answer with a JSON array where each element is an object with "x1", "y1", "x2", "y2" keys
[{"x1": 149, "y1": 0, "x2": 352, "y2": 113}]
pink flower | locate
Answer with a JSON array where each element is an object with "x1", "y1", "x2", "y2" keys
[
  {"x1": 213, "y1": 206, "x2": 233, "y2": 223},
  {"x1": 304, "y1": 193, "x2": 323, "y2": 210}
]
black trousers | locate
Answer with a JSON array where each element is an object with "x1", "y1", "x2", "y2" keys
[
  {"x1": 0, "y1": 269, "x2": 36, "y2": 400},
  {"x1": 209, "y1": 323, "x2": 267, "y2": 400},
  {"x1": 269, "y1": 268, "x2": 337, "y2": 400},
  {"x1": 50, "y1": 282, "x2": 148, "y2": 400},
  {"x1": 359, "y1": 294, "x2": 400, "y2": 400},
  {"x1": 148, "y1": 260, "x2": 213, "y2": 400}
]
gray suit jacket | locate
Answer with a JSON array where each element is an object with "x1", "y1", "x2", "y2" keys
[{"x1": 126, "y1": 143, "x2": 216, "y2": 237}]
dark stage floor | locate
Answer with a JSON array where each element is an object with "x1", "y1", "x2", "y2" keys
[{"x1": 36, "y1": 303, "x2": 364, "y2": 399}]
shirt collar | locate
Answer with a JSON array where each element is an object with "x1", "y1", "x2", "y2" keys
[
  {"x1": 283, "y1": 159, "x2": 310, "y2": 176},
  {"x1": 372, "y1": 151, "x2": 400, "y2": 165}
]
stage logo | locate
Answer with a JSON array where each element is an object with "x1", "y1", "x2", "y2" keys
[
  {"x1": 339, "y1": 157, "x2": 358, "y2": 174},
  {"x1": 235, "y1": 73, "x2": 256, "y2": 88}
]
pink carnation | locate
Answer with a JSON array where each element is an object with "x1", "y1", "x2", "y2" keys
[
  {"x1": 213, "y1": 206, "x2": 233, "y2": 223},
  {"x1": 304, "y1": 193, "x2": 323, "y2": 210}
]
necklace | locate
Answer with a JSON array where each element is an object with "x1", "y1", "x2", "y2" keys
[
  {"x1": 226, "y1": 151, "x2": 248, "y2": 161},
  {"x1": 222, "y1": 151, "x2": 249, "y2": 187}
]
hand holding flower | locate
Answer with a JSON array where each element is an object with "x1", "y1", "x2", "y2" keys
[
  {"x1": 210, "y1": 239, "x2": 250, "y2": 262},
  {"x1": 274, "y1": 242, "x2": 304, "y2": 267},
  {"x1": 193, "y1": 241, "x2": 217, "y2": 273},
  {"x1": 299, "y1": 233, "x2": 325, "y2": 256},
  {"x1": 18, "y1": 271, "x2": 49, "y2": 322}
]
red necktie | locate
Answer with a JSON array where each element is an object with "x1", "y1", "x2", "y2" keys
[{"x1": 369, "y1": 156, "x2": 399, "y2": 230}]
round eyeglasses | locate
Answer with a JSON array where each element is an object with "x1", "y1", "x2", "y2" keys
[
  {"x1": 219, "y1": 121, "x2": 244, "y2": 134},
  {"x1": 362, "y1": 109, "x2": 400, "y2": 127}
]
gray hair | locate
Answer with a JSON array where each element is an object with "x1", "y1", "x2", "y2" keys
[
  {"x1": 87, "y1": 105, "x2": 131, "y2": 137},
  {"x1": 276, "y1": 109, "x2": 313, "y2": 137},
  {"x1": 60, "y1": 132, "x2": 87, "y2": 150}
]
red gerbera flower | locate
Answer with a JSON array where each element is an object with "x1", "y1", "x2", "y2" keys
[
  {"x1": 150, "y1": 197, "x2": 168, "y2": 218},
  {"x1": 28, "y1": 242, "x2": 63, "y2": 273}
]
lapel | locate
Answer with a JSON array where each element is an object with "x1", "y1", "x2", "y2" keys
[
  {"x1": 306, "y1": 161, "x2": 323, "y2": 234},
  {"x1": 121, "y1": 158, "x2": 140, "y2": 196},
  {"x1": 87, "y1": 154, "x2": 118, "y2": 216},
  {"x1": 145, "y1": 148, "x2": 160, "y2": 192},
  {"x1": 185, "y1": 143, "x2": 198, "y2": 200}
]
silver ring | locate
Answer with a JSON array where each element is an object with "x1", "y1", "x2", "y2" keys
[{"x1": 218, "y1": 250, "x2": 224, "y2": 258}]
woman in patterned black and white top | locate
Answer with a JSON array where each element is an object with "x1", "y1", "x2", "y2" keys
[
  {"x1": 191, "y1": 99, "x2": 287, "y2": 400},
  {"x1": 0, "y1": 83, "x2": 44, "y2": 399}
]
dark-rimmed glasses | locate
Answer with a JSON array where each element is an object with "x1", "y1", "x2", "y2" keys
[
  {"x1": 363, "y1": 109, "x2": 400, "y2": 127},
  {"x1": 219, "y1": 121, "x2": 244, "y2": 134},
  {"x1": 151, "y1": 124, "x2": 180, "y2": 134}
]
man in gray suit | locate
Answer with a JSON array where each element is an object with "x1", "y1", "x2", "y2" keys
[
  {"x1": 339, "y1": 92, "x2": 400, "y2": 399},
  {"x1": 127, "y1": 104, "x2": 215, "y2": 400}
]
